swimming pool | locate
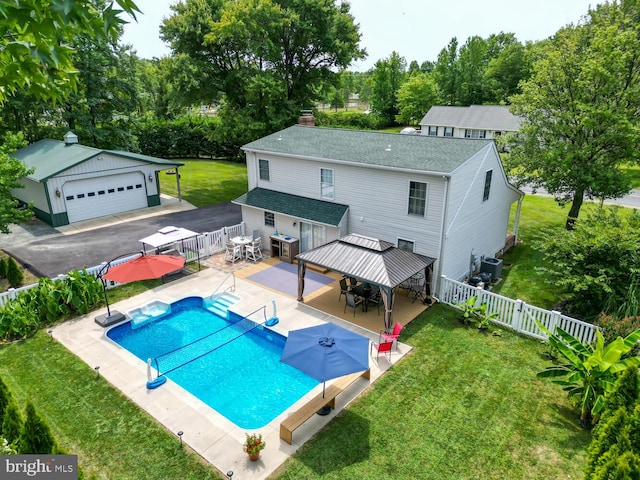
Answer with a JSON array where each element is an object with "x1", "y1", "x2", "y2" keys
[{"x1": 107, "y1": 296, "x2": 318, "y2": 429}]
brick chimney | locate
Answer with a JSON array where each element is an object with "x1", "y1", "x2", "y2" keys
[{"x1": 298, "y1": 110, "x2": 315, "y2": 126}]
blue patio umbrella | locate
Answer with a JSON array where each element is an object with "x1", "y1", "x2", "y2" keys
[{"x1": 280, "y1": 323, "x2": 370, "y2": 406}]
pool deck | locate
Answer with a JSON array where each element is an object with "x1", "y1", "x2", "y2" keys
[{"x1": 51, "y1": 265, "x2": 412, "y2": 480}]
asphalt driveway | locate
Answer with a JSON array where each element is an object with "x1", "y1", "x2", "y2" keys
[{"x1": 3, "y1": 203, "x2": 241, "y2": 278}]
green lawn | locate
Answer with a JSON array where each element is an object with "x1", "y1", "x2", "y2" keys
[
  {"x1": 0, "y1": 306, "x2": 589, "y2": 479},
  {"x1": 159, "y1": 159, "x2": 248, "y2": 207},
  {"x1": 272, "y1": 305, "x2": 589, "y2": 479}
]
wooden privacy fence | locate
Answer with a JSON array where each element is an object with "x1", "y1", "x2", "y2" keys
[
  {"x1": 438, "y1": 276, "x2": 598, "y2": 345},
  {"x1": 0, "y1": 223, "x2": 244, "y2": 307}
]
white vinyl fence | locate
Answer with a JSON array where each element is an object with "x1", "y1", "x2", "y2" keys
[
  {"x1": 0, "y1": 222, "x2": 245, "y2": 307},
  {"x1": 438, "y1": 275, "x2": 598, "y2": 345}
]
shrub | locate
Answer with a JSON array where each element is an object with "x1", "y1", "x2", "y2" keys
[
  {"x1": 19, "y1": 402, "x2": 56, "y2": 454},
  {"x1": 596, "y1": 314, "x2": 640, "y2": 353},
  {"x1": 584, "y1": 366, "x2": 640, "y2": 479},
  {"x1": 0, "y1": 258, "x2": 6, "y2": 278},
  {"x1": 2, "y1": 397, "x2": 22, "y2": 447},
  {"x1": 5, "y1": 257, "x2": 23, "y2": 288},
  {"x1": 0, "y1": 376, "x2": 9, "y2": 431},
  {"x1": 315, "y1": 110, "x2": 387, "y2": 130}
]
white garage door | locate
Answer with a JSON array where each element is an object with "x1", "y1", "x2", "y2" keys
[{"x1": 64, "y1": 172, "x2": 147, "y2": 223}]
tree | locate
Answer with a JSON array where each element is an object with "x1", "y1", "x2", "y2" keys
[
  {"x1": 0, "y1": 133, "x2": 33, "y2": 234},
  {"x1": 433, "y1": 37, "x2": 459, "y2": 105},
  {"x1": 457, "y1": 35, "x2": 489, "y2": 105},
  {"x1": 484, "y1": 40, "x2": 532, "y2": 104},
  {"x1": 395, "y1": 72, "x2": 439, "y2": 125},
  {"x1": 506, "y1": 2, "x2": 640, "y2": 230},
  {"x1": 62, "y1": 32, "x2": 139, "y2": 150},
  {"x1": 161, "y1": 0, "x2": 366, "y2": 142},
  {"x1": 585, "y1": 366, "x2": 640, "y2": 479},
  {"x1": 19, "y1": 402, "x2": 55, "y2": 454},
  {"x1": 536, "y1": 207, "x2": 640, "y2": 319},
  {"x1": 369, "y1": 51, "x2": 406, "y2": 124},
  {"x1": 0, "y1": 0, "x2": 140, "y2": 104}
]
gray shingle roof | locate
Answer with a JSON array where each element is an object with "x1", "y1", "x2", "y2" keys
[
  {"x1": 242, "y1": 125, "x2": 493, "y2": 174},
  {"x1": 419, "y1": 105, "x2": 521, "y2": 131},
  {"x1": 12, "y1": 139, "x2": 183, "y2": 181},
  {"x1": 233, "y1": 188, "x2": 349, "y2": 227},
  {"x1": 297, "y1": 233, "x2": 436, "y2": 287}
]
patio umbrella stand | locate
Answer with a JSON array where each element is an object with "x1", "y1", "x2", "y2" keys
[
  {"x1": 280, "y1": 323, "x2": 370, "y2": 416},
  {"x1": 94, "y1": 252, "x2": 186, "y2": 327}
]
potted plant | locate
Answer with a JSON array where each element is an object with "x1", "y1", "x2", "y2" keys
[{"x1": 243, "y1": 433, "x2": 265, "y2": 461}]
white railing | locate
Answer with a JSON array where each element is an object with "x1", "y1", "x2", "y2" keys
[
  {"x1": 0, "y1": 222, "x2": 244, "y2": 306},
  {"x1": 438, "y1": 275, "x2": 598, "y2": 344}
]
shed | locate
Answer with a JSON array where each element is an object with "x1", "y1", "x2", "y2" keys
[
  {"x1": 296, "y1": 233, "x2": 436, "y2": 330},
  {"x1": 10, "y1": 132, "x2": 183, "y2": 227}
]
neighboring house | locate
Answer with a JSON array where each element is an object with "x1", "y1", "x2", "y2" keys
[
  {"x1": 419, "y1": 105, "x2": 520, "y2": 140},
  {"x1": 11, "y1": 131, "x2": 183, "y2": 227},
  {"x1": 234, "y1": 124, "x2": 523, "y2": 291}
]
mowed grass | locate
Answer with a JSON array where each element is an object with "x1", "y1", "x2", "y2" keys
[
  {"x1": 0, "y1": 331, "x2": 221, "y2": 480},
  {"x1": 159, "y1": 159, "x2": 248, "y2": 207},
  {"x1": 0, "y1": 307, "x2": 589, "y2": 480},
  {"x1": 272, "y1": 305, "x2": 590, "y2": 479}
]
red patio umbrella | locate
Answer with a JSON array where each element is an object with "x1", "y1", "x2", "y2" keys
[{"x1": 103, "y1": 254, "x2": 185, "y2": 283}]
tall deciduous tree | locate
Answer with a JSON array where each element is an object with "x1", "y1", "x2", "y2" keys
[
  {"x1": 506, "y1": 1, "x2": 640, "y2": 230},
  {"x1": 433, "y1": 37, "x2": 459, "y2": 105},
  {"x1": 0, "y1": 134, "x2": 32, "y2": 234},
  {"x1": 0, "y1": 0, "x2": 140, "y2": 104},
  {"x1": 395, "y1": 72, "x2": 439, "y2": 125},
  {"x1": 370, "y1": 51, "x2": 406, "y2": 124},
  {"x1": 161, "y1": 0, "x2": 365, "y2": 141}
]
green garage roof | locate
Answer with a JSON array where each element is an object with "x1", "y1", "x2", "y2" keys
[
  {"x1": 12, "y1": 139, "x2": 183, "y2": 181},
  {"x1": 233, "y1": 188, "x2": 348, "y2": 227}
]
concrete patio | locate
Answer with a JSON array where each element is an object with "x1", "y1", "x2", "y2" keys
[{"x1": 51, "y1": 264, "x2": 417, "y2": 479}]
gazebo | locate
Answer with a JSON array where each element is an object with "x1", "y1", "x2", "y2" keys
[{"x1": 296, "y1": 234, "x2": 436, "y2": 331}]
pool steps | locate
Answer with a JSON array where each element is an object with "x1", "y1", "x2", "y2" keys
[
  {"x1": 128, "y1": 301, "x2": 171, "y2": 329},
  {"x1": 203, "y1": 292, "x2": 241, "y2": 318}
]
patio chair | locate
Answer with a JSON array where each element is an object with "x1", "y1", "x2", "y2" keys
[
  {"x1": 224, "y1": 242, "x2": 242, "y2": 264},
  {"x1": 245, "y1": 238, "x2": 263, "y2": 263},
  {"x1": 382, "y1": 322, "x2": 403, "y2": 350},
  {"x1": 367, "y1": 291, "x2": 383, "y2": 315},
  {"x1": 339, "y1": 278, "x2": 350, "y2": 302},
  {"x1": 344, "y1": 292, "x2": 363, "y2": 317},
  {"x1": 370, "y1": 333, "x2": 393, "y2": 363},
  {"x1": 349, "y1": 277, "x2": 358, "y2": 288}
]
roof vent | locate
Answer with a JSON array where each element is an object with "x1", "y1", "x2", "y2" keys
[{"x1": 64, "y1": 131, "x2": 78, "y2": 145}]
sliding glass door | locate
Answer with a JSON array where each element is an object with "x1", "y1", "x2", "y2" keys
[{"x1": 299, "y1": 222, "x2": 326, "y2": 252}]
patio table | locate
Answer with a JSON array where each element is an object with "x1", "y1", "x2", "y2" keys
[
  {"x1": 231, "y1": 235, "x2": 253, "y2": 258},
  {"x1": 351, "y1": 284, "x2": 380, "y2": 312}
]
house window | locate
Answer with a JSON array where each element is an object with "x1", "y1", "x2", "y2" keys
[
  {"x1": 483, "y1": 170, "x2": 493, "y2": 202},
  {"x1": 320, "y1": 168, "x2": 334, "y2": 200},
  {"x1": 428, "y1": 126, "x2": 438, "y2": 136},
  {"x1": 264, "y1": 211, "x2": 275, "y2": 227},
  {"x1": 398, "y1": 239, "x2": 415, "y2": 252},
  {"x1": 465, "y1": 129, "x2": 486, "y2": 139},
  {"x1": 444, "y1": 127, "x2": 454, "y2": 137},
  {"x1": 259, "y1": 159, "x2": 270, "y2": 181},
  {"x1": 408, "y1": 181, "x2": 427, "y2": 216}
]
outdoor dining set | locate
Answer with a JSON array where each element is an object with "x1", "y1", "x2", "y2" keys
[
  {"x1": 225, "y1": 234, "x2": 263, "y2": 263},
  {"x1": 339, "y1": 277, "x2": 383, "y2": 316}
]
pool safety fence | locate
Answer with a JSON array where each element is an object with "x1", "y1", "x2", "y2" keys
[{"x1": 150, "y1": 305, "x2": 269, "y2": 380}]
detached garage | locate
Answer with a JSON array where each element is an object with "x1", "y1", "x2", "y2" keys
[{"x1": 10, "y1": 132, "x2": 183, "y2": 227}]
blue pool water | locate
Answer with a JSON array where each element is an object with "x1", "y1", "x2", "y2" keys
[{"x1": 107, "y1": 297, "x2": 318, "y2": 429}]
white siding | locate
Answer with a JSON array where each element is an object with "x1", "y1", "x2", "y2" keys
[
  {"x1": 13, "y1": 178, "x2": 48, "y2": 212},
  {"x1": 440, "y1": 144, "x2": 519, "y2": 281},
  {"x1": 245, "y1": 151, "x2": 446, "y2": 259},
  {"x1": 45, "y1": 154, "x2": 156, "y2": 215}
]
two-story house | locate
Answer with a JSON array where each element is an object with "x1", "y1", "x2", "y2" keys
[
  {"x1": 419, "y1": 105, "x2": 520, "y2": 140},
  {"x1": 233, "y1": 125, "x2": 523, "y2": 292}
]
